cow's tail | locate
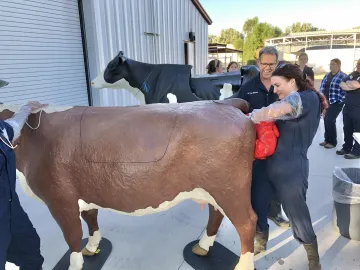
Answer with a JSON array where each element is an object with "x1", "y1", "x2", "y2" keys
[{"x1": 212, "y1": 98, "x2": 250, "y2": 114}]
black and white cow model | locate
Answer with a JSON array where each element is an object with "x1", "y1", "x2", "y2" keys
[{"x1": 91, "y1": 51, "x2": 259, "y2": 105}]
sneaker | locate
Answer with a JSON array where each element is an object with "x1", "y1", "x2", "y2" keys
[
  {"x1": 336, "y1": 149, "x2": 349, "y2": 155},
  {"x1": 344, "y1": 153, "x2": 360, "y2": 159},
  {"x1": 319, "y1": 141, "x2": 327, "y2": 146},
  {"x1": 324, "y1": 143, "x2": 335, "y2": 149}
]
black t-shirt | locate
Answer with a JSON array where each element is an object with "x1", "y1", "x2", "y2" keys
[
  {"x1": 303, "y1": 65, "x2": 315, "y2": 81},
  {"x1": 343, "y1": 71, "x2": 360, "y2": 106},
  {"x1": 229, "y1": 73, "x2": 278, "y2": 112}
]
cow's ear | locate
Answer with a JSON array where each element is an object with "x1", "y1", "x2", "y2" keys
[{"x1": 118, "y1": 51, "x2": 127, "y2": 64}]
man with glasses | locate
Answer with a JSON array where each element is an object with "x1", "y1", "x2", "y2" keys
[
  {"x1": 229, "y1": 46, "x2": 290, "y2": 231},
  {"x1": 338, "y1": 59, "x2": 360, "y2": 159}
]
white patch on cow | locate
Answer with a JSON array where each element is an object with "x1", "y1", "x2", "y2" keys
[
  {"x1": 219, "y1": 83, "x2": 233, "y2": 100},
  {"x1": 16, "y1": 170, "x2": 45, "y2": 204},
  {"x1": 235, "y1": 252, "x2": 254, "y2": 270},
  {"x1": 5, "y1": 262, "x2": 19, "y2": 270},
  {"x1": 199, "y1": 231, "x2": 216, "y2": 251},
  {"x1": 69, "y1": 252, "x2": 84, "y2": 270},
  {"x1": 0, "y1": 105, "x2": 72, "y2": 114},
  {"x1": 86, "y1": 230, "x2": 102, "y2": 253},
  {"x1": 167, "y1": 93, "x2": 177, "y2": 103},
  {"x1": 78, "y1": 188, "x2": 227, "y2": 218},
  {"x1": 91, "y1": 71, "x2": 122, "y2": 89},
  {"x1": 91, "y1": 70, "x2": 146, "y2": 105}
]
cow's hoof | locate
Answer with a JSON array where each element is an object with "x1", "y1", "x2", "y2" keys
[
  {"x1": 192, "y1": 243, "x2": 208, "y2": 256},
  {"x1": 81, "y1": 247, "x2": 96, "y2": 256}
]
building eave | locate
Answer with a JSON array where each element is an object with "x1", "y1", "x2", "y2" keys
[{"x1": 191, "y1": 0, "x2": 212, "y2": 25}]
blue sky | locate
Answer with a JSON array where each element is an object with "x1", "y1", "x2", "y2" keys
[{"x1": 199, "y1": 0, "x2": 359, "y2": 35}]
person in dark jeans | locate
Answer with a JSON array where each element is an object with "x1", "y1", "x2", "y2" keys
[
  {"x1": 0, "y1": 80, "x2": 46, "y2": 270},
  {"x1": 249, "y1": 64, "x2": 326, "y2": 269},
  {"x1": 338, "y1": 59, "x2": 360, "y2": 159},
  {"x1": 319, "y1": 58, "x2": 347, "y2": 149},
  {"x1": 229, "y1": 46, "x2": 290, "y2": 229}
]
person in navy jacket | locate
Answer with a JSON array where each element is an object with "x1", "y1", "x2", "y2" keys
[
  {"x1": 338, "y1": 59, "x2": 360, "y2": 159},
  {"x1": 229, "y1": 47, "x2": 290, "y2": 228},
  {"x1": 0, "y1": 80, "x2": 47, "y2": 269},
  {"x1": 249, "y1": 64, "x2": 328, "y2": 270}
]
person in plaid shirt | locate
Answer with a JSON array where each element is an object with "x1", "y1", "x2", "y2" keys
[
  {"x1": 338, "y1": 59, "x2": 360, "y2": 159},
  {"x1": 319, "y1": 58, "x2": 347, "y2": 149}
]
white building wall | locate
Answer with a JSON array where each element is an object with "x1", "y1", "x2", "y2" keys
[
  {"x1": 305, "y1": 49, "x2": 358, "y2": 74},
  {"x1": 0, "y1": 0, "x2": 89, "y2": 106},
  {"x1": 82, "y1": 0, "x2": 208, "y2": 107}
]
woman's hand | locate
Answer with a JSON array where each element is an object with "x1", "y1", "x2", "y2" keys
[{"x1": 26, "y1": 101, "x2": 48, "y2": 112}]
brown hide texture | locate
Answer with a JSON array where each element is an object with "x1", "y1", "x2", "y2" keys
[
  {"x1": 0, "y1": 99, "x2": 255, "y2": 252},
  {"x1": 81, "y1": 105, "x2": 178, "y2": 163}
]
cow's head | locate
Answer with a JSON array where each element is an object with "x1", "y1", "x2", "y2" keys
[{"x1": 103, "y1": 51, "x2": 130, "y2": 85}]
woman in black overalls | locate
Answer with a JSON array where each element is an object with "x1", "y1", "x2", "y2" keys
[
  {"x1": 0, "y1": 80, "x2": 47, "y2": 269},
  {"x1": 249, "y1": 64, "x2": 328, "y2": 270}
]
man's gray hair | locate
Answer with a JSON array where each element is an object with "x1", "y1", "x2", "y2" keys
[{"x1": 259, "y1": 46, "x2": 279, "y2": 61}]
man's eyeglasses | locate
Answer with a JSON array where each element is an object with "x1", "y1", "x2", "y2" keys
[{"x1": 259, "y1": 62, "x2": 277, "y2": 68}]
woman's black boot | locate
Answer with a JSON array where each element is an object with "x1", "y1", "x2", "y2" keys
[{"x1": 303, "y1": 239, "x2": 321, "y2": 270}]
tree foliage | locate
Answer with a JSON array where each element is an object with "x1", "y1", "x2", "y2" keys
[
  {"x1": 285, "y1": 22, "x2": 325, "y2": 34},
  {"x1": 208, "y1": 28, "x2": 244, "y2": 50},
  {"x1": 208, "y1": 34, "x2": 218, "y2": 43},
  {"x1": 243, "y1": 17, "x2": 259, "y2": 35},
  {"x1": 209, "y1": 17, "x2": 330, "y2": 65},
  {"x1": 243, "y1": 18, "x2": 283, "y2": 63}
]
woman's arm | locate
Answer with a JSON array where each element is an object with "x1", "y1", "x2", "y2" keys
[
  {"x1": 4, "y1": 101, "x2": 47, "y2": 142},
  {"x1": 249, "y1": 92, "x2": 302, "y2": 124}
]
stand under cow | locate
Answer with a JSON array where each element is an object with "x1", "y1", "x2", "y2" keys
[
  {"x1": 91, "y1": 51, "x2": 259, "y2": 104},
  {"x1": 0, "y1": 99, "x2": 257, "y2": 270}
]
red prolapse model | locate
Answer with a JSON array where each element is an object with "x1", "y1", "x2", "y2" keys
[{"x1": 254, "y1": 121, "x2": 279, "y2": 160}]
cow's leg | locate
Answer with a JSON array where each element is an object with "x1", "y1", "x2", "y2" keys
[
  {"x1": 229, "y1": 205, "x2": 257, "y2": 270},
  {"x1": 49, "y1": 203, "x2": 84, "y2": 270},
  {"x1": 192, "y1": 205, "x2": 223, "y2": 256},
  {"x1": 81, "y1": 209, "x2": 102, "y2": 256}
]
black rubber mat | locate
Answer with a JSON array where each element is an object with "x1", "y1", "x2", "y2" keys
[
  {"x1": 183, "y1": 240, "x2": 240, "y2": 270},
  {"x1": 53, "y1": 238, "x2": 112, "y2": 270}
]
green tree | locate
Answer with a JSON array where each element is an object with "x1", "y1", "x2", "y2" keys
[
  {"x1": 285, "y1": 22, "x2": 325, "y2": 34},
  {"x1": 243, "y1": 17, "x2": 259, "y2": 35},
  {"x1": 208, "y1": 28, "x2": 244, "y2": 51},
  {"x1": 243, "y1": 21, "x2": 283, "y2": 63},
  {"x1": 208, "y1": 34, "x2": 218, "y2": 43},
  {"x1": 217, "y1": 28, "x2": 244, "y2": 50}
]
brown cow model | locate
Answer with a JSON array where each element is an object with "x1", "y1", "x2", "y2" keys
[{"x1": 0, "y1": 99, "x2": 257, "y2": 270}]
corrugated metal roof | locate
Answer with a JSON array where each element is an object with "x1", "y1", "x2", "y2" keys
[{"x1": 287, "y1": 29, "x2": 360, "y2": 37}]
